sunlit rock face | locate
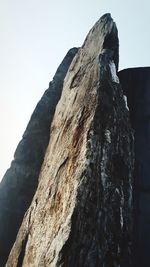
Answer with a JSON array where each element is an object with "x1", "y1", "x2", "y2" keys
[
  {"x1": 119, "y1": 67, "x2": 150, "y2": 267},
  {"x1": 0, "y1": 48, "x2": 78, "y2": 267},
  {"x1": 5, "y1": 14, "x2": 134, "y2": 267}
]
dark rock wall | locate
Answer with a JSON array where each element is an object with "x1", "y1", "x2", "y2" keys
[
  {"x1": 118, "y1": 68, "x2": 150, "y2": 267},
  {"x1": 0, "y1": 48, "x2": 78, "y2": 266}
]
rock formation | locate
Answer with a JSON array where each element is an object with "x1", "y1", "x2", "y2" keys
[
  {"x1": 2, "y1": 14, "x2": 134, "y2": 267},
  {"x1": 0, "y1": 48, "x2": 78, "y2": 266},
  {"x1": 119, "y1": 68, "x2": 150, "y2": 267}
]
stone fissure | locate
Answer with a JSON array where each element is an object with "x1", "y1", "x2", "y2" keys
[{"x1": 16, "y1": 235, "x2": 28, "y2": 267}]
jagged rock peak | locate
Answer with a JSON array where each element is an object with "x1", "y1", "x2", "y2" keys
[
  {"x1": 82, "y1": 13, "x2": 119, "y2": 70},
  {"x1": 6, "y1": 14, "x2": 133, "y2": 267}
]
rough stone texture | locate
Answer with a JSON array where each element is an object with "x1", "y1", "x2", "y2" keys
[
  {"x1": 119, "y1": 68, "x2": 150, "y2": 267},
  {"x1": 6, "y1": 14, "x2": 134, "y2": 267},
  {"x1": 0, "y1": 48, "x2": 78, "y2": 267}
]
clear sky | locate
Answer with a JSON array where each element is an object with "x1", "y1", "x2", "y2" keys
[{"x1": 0, "y1": 0, "x2": 150, "y2": 180}]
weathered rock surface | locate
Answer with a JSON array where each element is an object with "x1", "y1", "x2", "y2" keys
[
  {"x1": 0, "y1": 48, "x2": 78, "y2": 266},
  {"x1": 119, "y1": 68, "x2": 150, "y2": 267},
  {"x1": 5, "y1": 14, "x2": 134, "y2": 267}
]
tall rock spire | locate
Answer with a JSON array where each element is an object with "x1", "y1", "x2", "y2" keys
[{"x1": 5, "y1": 14, "x2": 134, "y2": 267}]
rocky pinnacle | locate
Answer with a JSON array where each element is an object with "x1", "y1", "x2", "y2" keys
[{"x1": 5, "y1": 14, "x2": 134, "y2": 267}]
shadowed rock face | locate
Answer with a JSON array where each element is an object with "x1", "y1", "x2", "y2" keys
[
  {"x1": 119, "y1": 68, "x2": 150, "y2": 267},
  {"x1": 0, "y1": 47, "x2": 78, "y2": 267},
  {"x1": 5, "y1": 14, "x2": 134, "y2": 267}
]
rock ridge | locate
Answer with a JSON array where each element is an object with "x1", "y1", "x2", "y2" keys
[{"x1": 0, "y1": 47, "x2": 78, "y2": 267}]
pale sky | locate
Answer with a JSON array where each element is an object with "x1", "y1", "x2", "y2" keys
[{"x1": 0, "y1": 0, "x2": 150, "y2": 180}]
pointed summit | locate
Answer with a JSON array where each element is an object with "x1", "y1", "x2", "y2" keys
[{"x1": 82, "y1": 13, "x2": 119, "y2": 69}]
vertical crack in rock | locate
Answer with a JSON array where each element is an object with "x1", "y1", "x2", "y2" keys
[
  {"x1": 5, "y1": 14, "x2": 134, "y2": 267},
  {"x1": 0, "y1": 48, "x2": 78, "y2": 267},
  {"x1": 16, "y1": 235, "x2": 28, "y2": 267}
]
